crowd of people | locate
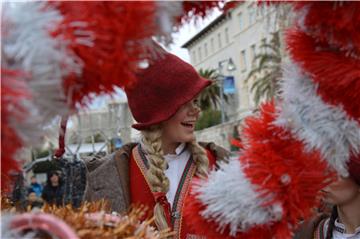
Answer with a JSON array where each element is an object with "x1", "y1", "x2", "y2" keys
[{"x1": 11, "y1": 171, "x2": 65, "y2": 210}]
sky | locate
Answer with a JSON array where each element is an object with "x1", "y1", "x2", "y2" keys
[
  {"x1": 89, "y1": 9, "x2": 222, "y2": 110},
  {"x1": 167, "y1": 9, "x2": 222, "y2": 63}
]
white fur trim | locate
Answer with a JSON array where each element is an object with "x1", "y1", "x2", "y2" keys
[
  {"x1": 275, "y1": 61, "x2": 360, "y2": 176},
  {"x1": 193, "y1": 159, "x2": 283, "y2": 236}
]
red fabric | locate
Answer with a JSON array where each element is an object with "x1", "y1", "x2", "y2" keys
[
  {"x1": 48, "y1": 2, "x2": 158, "y2": 106},
  {"x1": 153, "y1": 192, "x2": 172, "y2": 226},
  {"x1": 130, "y1": 148, "x2": 217, "y2": 238},
  {"x1": 286, "y1": 29, "x2": 360, "y2": 122},
  {"x1": 179, "y1": 149, "x2": 217, "y2": 239},
  {"x1": 125, "y1": 52, "x2": 211, "y2": 130},
  {"x1": 129, "y1": 153, "x2": 155, "y2": 220}
]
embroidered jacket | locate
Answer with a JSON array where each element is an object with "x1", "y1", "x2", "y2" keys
[{"x1": 84, "y1": 142, "x2": 230, "y2": 238}]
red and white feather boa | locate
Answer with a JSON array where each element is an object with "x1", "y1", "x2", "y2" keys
[{"x1": 184, "y1": 2, "x2": 360, "y2": 238}]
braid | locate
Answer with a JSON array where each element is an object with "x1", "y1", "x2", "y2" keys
[
  {"x1": 189, "y1": 141, "x2": 209, "y2": 178},
  {"x1": 141, "y1": 126, "x2": 170, "y2": 231},
  {"x1": 325, "y1": 205, "x2": 338, "y2": 239}
]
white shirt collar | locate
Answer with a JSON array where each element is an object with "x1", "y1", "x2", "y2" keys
[
  {"x1": 139, "y1": 140, "x2": 186, "y2": 157},
  {"x1": 334, "y1": 218, "x2": 360, "y2": 237}
]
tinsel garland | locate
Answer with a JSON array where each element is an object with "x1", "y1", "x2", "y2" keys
[{"x1": 1, "y1": 199, "x2": 171, "y2": 239}]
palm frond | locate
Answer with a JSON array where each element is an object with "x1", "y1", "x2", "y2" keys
[{"x1": 246, "y1": 31, "x2": 283, "y2": 106}]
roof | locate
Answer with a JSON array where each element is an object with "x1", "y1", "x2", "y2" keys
[
  {"x1": 181, "y1": 1, "x2": 243, "y2": 49},
  {"x1": 181, "y1": 13, "x2": 227, "y2": 48}
]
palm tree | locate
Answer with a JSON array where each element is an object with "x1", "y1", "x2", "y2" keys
[
  {"x1": 198, "y1": 68, "x2": 228, "y2": 111},
  {"x1": 246, "y1": 31, "x2": 283, "y2": 106}
]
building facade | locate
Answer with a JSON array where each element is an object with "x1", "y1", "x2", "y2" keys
[{"x1": 182, "y1": 2, "x2": 281, "y2": 120}]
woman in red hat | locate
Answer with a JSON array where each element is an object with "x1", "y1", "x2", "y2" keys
[
  {"x1": 295, "y1": 157, "x2": 360, "y2": 239},
  {"x1": 84, "y1": 51, "x2": 229, "y2": 238}
]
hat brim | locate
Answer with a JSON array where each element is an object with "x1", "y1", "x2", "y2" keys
[{"x1": 132, "y1": 77, "x2": 212, "y2": 130}]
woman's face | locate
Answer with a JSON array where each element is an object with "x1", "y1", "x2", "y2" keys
[
  {"x1": 50, "y1": 174, "x2": 59, "y2": 185},
  {"x1": 322, "y1": 176, "x2": 360, "y2": 206},
  {"x1": 161, "y1": 97, "x2": 201, "y2": 145}
]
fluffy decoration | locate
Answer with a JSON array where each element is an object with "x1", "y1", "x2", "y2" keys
[
  {"x1": 294, "y1": 2, "x2": 360, "y2": 55},
  {"x1": 275, "y1": 62, "x2": 360, "y2": 177},
  {"x1": 240, "y1": 101, "x2": 331, "y2": 239},
  {"x1": 184, "y1": 102, "x2": 332, "y2": 239},
  {"x1": 2, "y1": 2, "x2": 78, "y2": 133},
  {"x1": 49, "y1": 1, "x2": 158, "y2": 105},
  {"x1": 184, "y1": 1, "x2": 358, "y2": 239},
  {"x1": 186, "y1": 159, "x2": 281, "y2": 238},
  {"x1": 1, "y1": 69, "x2": 29, "y2": 192},
  {"x1": 180, "y1": 1, "x2": 223, "y2": 23},
  {"x1": 286, "y1": 29, "x2": 360, "y2": 122}
]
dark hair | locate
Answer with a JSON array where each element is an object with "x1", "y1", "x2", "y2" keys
[
  {"x1": 27, "y1": 188, "x2": 35, "y2": 195},
  {"x1": 48, "y1": 171, "x2": 59, "y2": 178},
  {"x1": 325, "y1": 205, "x2": 338, "y2": 239},
  {"x1": 46, "y1": 171, "x2": 62, "y2": 186}
]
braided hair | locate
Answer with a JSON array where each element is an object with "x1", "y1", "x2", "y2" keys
[
  {"x1": 325, "y1": 205, "x2": 338, "y2": 239},
  {"x1": 141, "y1": 126, "x2": 209, "y2": 231}
]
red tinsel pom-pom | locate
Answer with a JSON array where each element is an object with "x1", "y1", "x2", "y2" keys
[
  {"x1": 286, "y1": 29, "x2": 360, "y2": 122},
  {"x1": 240, "y1": 101, "x2": 334, "y2": 238},
  {"x1": 293, "y1": 2, "x2": 360, "y2": 54},
  {"x1": 48, "y1": 2, "x2": 158, "y2": 106}
]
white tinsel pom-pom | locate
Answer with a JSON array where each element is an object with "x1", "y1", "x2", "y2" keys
[
  {"x1": 275, "y1": 61, "x2": 360, "y2": 176},
  {"x1": 193, "y1": 159, "x2": 283, "y2": 236}
]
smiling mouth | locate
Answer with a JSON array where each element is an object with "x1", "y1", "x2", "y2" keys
[{"x1": 181, "y1": 122, "x2": 195, "y2": 129}]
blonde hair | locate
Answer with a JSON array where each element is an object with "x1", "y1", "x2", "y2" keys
[{"x1": 141, "y1": 126, "x2": 209, "y2": 231}]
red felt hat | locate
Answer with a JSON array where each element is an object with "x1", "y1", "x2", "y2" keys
[{"x1": 125, "y1": 52, "x2": 211, "y2": 130}]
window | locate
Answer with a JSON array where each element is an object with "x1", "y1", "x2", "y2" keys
[
  {"x1": 248, "y1": 7, "x2": 256, "y2": 25},
  {"x1": 238, "y1": 13, "x2": 243, "y2": 31},
  {"x1": 250, "y1": 44, "x2": 256, "y2": 67},
  {"x1": 257, "y1": 5, "x2": 265, "y2": 18},
  {"x1": 204, "y1": 43, "x2": 208, "y2": 57},
  {"x1": 225, "y1": 28, "x2": 229, "y2": 44},
  {"x1": 211, "y1": 38, "x2": 214, "y2": 53},
  {"x1": 192, "y1": 51, "x2": 196, "y2": 63},
  {"x1": 218, "y1": 33, "x2": 222, "y2": 48},
  {"x1": 240, "y1": 50, "x2": 247, "y2": 72},
  {"x1": 198, "y1": 47, "x2": 202, "y2": 62}
]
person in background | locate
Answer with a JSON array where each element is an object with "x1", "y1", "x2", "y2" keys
[
  {"x1": 295, "y1": 158, "x2": 360, "y2": 239},
  {"x1": 29, "y1": 175, "x2": 42, "y2": 198},
  {"x1": 42, "y1": 171, "x2": 64, "y2": 206},
  {"x1": 27, "y1": 189, "x2": 43, "y2": 209}
]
